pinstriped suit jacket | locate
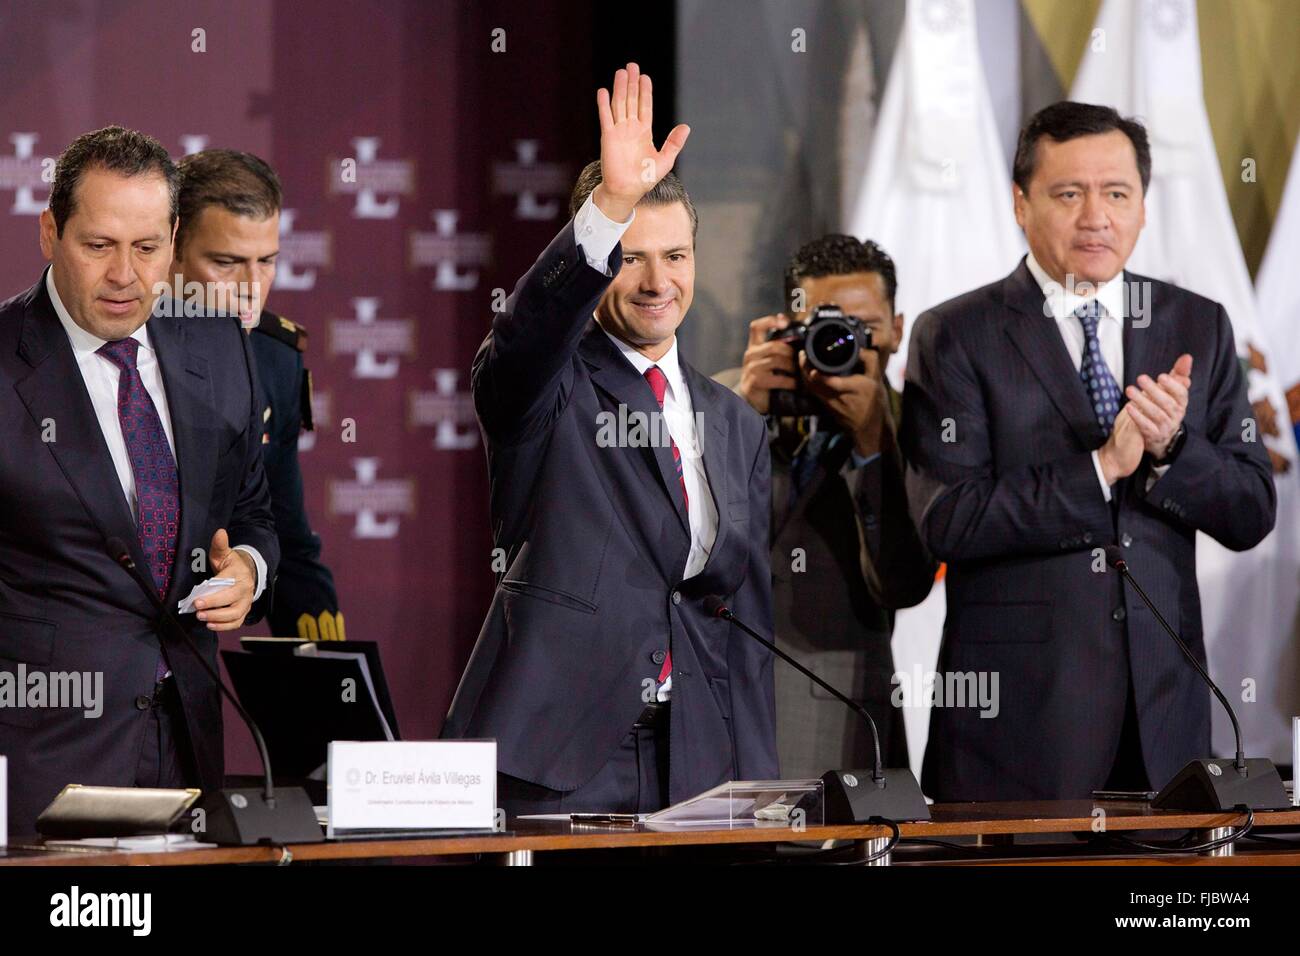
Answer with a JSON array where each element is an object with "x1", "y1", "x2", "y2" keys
[{"x1": 901, "y1": 258, "x2": 1275, "y2": 800}]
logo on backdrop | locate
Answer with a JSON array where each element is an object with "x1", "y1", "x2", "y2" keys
[
  {"x1": 409, "y1": 210, "x2": 491, "y2": 291},
  {"x1": 492, "y1": 139, "x2": 567, "y2": 221},
  {"x1": 329, "y1": 458, "x2": 416, "y2": 539},
  {"x1": 277, "y1": 209, "x2": 333, "y2": 291},
  {"x1": 329, "y1": 297, "x2": 416, "y2": 379},
  {"x1": 330, "y1": 137, "x2": 414, "y2": 219},
  {"x1": 2, "y1": 133, "x2": 49, "y2": 215},
  {"x1": 408, "y1": 369, "x2": 478, "y2": 450}
]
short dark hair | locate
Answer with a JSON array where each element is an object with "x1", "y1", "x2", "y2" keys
[
  {"x1": 175, "y1": 149, "x2": 283, "y2": 255},
  {"x1": 568, "y1": 160, "x2": 698, "y2": 239},
  {"x1": 48, "y1": 125, "x2": 179, "y2": 238},
  {"x1": 783, "y1": 234, "x2": 898, "y2": 313},
  {"x1": 1013, "y1": 101, "x2": 1151, "y2": 194}
]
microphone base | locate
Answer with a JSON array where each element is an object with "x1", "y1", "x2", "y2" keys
[
  {"x1": 821, "y1": 768, "x2": 931, "y2": 823},
  {"x1": 1152, "y1": 758, "x2": 1291, "y2": 812},
  {"x1": 198, "y1": 787, "x2": 325, "y2": 845}
]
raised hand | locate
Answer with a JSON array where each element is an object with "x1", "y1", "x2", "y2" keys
[
  {"x1": 592, "y1": 62, "x2": 690, "y2": 223},
  {"x1": 1124, "y1": 353, "x2": 1192, "y2": 459}
]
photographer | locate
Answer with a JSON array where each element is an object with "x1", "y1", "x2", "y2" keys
[{"x1": 719, "y1": 235, "x2": 935, "y2": 776}]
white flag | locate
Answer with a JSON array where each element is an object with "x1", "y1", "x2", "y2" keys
[
  {"x1": 1253, "y1": 132, "x2": 1300, "y2": 759},
  {"x1": 1073, "y1": 0, "x2": 1300, "y2": 762},
  {"x1": 847, "y1": 0, "x2": 1025, "y2": 776},
  {"x1": 1257, "y1": 133, "x2": 1300, "y2": 422}
]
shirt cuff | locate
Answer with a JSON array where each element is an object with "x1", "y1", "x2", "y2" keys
[
  {"x1": 1145, "y1": 461, "x2": 1171, "y2": 493},
  {"x1": 574, "y1": 193, "x2": 634, "y2": 275},
  {"x1": 1091, "y1": 450, "x2": 1113, "y2": 503},
  {"x1": 233, "y1": 545, "x2": 267, "y2": 601}
]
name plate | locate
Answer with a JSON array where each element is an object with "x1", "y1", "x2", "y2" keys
[
  {"x1": 1294, "y1": 717, "x2": 1299, "y2": 807},
  {"x1": 327, "y1": 740, "x2": 496, "y2": 836}
]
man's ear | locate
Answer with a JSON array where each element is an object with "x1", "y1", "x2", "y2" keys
[
  {"x1": 168, "y1": 219, "x2": 185, "y2": 278},
  {"x1": 1012, "y1": 183, "x2": 1027, "y2": 229},
  {"x1": 38, "y1": 208, "x2": 56, "y2": 261},
  {"x1": 892, "y1": 311, "x2": 904, "y2": 344},
  {"x1": 592, "y1": 286, "x2": 614, "y2": 326}
]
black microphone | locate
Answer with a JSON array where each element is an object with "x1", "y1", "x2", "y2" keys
[
  {"x1": 703, "y1": 595, "x2": 929, "y2": 823},
  {"x1": 107, "y1": 537, "x2": 323, "y2": 843},
  {"x1": 1105, "y1": 545, "x2": 1289, "y2": 810}
]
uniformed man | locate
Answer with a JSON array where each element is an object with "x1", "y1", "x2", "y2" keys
[{"x1": 170, "y1": 148, "x2": 342, "y2": 640}]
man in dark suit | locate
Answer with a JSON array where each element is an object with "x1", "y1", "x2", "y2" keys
[
  {"x1": 443, "y1": 63, "x2": 778, "y2": 815},
  {"x1": 170, "y1": 148, "x2": 341, "y2": 640},
  {"x1": 718, "y1": 235, "x2": 934, "y2": 777},
  {"x1": 901, "y1": 102, "x2": 1276, "y2": 801},
  {"x1": 0, "y1": 126, "x2": 279, "y2": 836}
]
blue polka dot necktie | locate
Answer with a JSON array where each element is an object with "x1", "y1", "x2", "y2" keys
[
  {"x1": 99, "y1": 338, "x2": 180, "y2": 682},
  {"x1": 1076, "y1": 299, "x2": 1123, "y2": 436}
]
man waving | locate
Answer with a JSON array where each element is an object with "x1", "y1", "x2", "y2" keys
[{"x1": 443, "y1": 64, "x2": 777, "y2": 816}]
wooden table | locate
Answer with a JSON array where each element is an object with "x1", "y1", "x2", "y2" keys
[{"x1": 3, "y1": 801, "x2": 1299, "y2": 866}]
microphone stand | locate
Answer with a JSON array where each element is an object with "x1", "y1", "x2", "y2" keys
[
  {"x1": 704, "y1": 595, "x2": 929, "y2": 823},
  {"x1": 109, "y1": 538, "x2": 323, "y2": 844}
]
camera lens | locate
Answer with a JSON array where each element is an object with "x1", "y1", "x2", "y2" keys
[{"x1": 809, "y1": 320, "x2": 858, "y2": 373}]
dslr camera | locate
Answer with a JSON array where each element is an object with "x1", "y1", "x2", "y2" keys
[{"x1": 765, "y1": 304, "x2": 874, "y2": 417}]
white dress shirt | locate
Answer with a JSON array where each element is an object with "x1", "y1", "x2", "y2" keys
[
  {"x1": 573, "y1": 196, "x2": 720, "y2": 575},
  {"x1": 574, "y1": 196, "x2": 720, "y2": 701},
  {"x1": 603, "y1": 333, "x2": 719, "y2": 704},
  {"x1": 46, "y1": 269, "x2": 266, "y2": 601},
  {"x1": 602, "y1": 332, "x2": 720, "y2": 580},
  {"x1": 1024, "y1": 253, "x2": 1166, "y2": 501}
]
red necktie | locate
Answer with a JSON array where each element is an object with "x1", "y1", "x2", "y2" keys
[{"x1": 644, "y1": 365, "x2": 686, "y2": 685}]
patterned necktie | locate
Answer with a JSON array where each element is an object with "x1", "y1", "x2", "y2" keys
[
  {"x1": 99, "y1": 339, "x2": 181, "y2": 683},
  {"x1": 644, "y1": 366, "x2": 689, "y2": 513},
  {"x1": 1076, "y1": 299, "x2": 1123, "y2": 436},
  {"x1": 644, "y1": 365, "x2": 686, "y2": 687}
]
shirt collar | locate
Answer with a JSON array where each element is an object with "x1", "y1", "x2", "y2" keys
[
  {"x1": 601, "y1": 327, "x2": 687, "y2": 402},
  {"x1": 1025, "y1": 251, "x2": 1126, "y2": 325},
  {"x1": 46, "y1": 266, "x2": 155, "y2": 358}
]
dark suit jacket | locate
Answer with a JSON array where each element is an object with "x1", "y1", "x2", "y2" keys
[
  {"x1": 442, "y1": 221, "x2": 778, "y2": 806},
  {"x1": 713, "y1": 370, "x2": 935, "y2": 776},
  {"x1": 0, "y1": 272, "x2": 279, "y2": 835},
  {"x1": 248, "y1": 309, "x2": 338, "y2": 639},
  {"x1": 767, "y1": 388, "x2": 934, "y2": 778},
  {"x1": 900, "y1": 258, "x2": 1275, "y2": 801}
]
